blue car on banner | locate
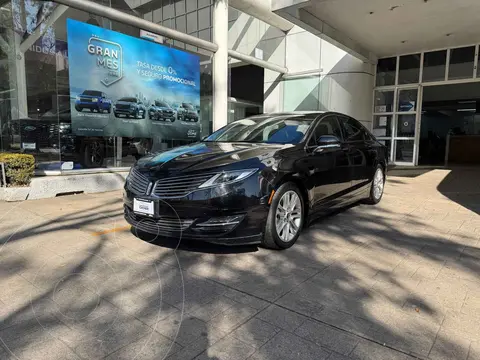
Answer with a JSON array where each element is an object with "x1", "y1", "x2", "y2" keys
[{"x1": 75, "y1": 90, "x2": 112, "y2": 113}]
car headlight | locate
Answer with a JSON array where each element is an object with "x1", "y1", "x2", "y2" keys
[
  {"x1": 75, "y1": 96, "x2": 80, "y2": 101},
  {"x1": 199, "y1": 169, "x2": 258, "y2": 189},
  {"x1": 92, "y1": 98, "x2": 98, "y2": 102},
  {"x1": 130, "y1": 104, "x2": 136, "y2": 109},
  {"x1": 126, "y1": 167, "x2": 133, "y2": 182}
]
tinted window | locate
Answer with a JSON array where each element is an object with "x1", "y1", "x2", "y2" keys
[
  {"x1": 118, "y1": 97, "x2": 137, "y2": 103},
  {"x1": 82, "y1": 90, "x2": 102, "y2": 96},
  {"x1": 309, "y1": 116, "x2": 343, "y2": 146},
  {"x1": 340, "y1": 117, "x2": 366, "y2": 142},
  {"x1": 155, "y1": 101, "x2": 169, "y2": 107},
  {"x1": 204, "y1": 115, "x2": 314, "y2": 144}
]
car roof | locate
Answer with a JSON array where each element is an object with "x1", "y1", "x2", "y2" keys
[{"x1": 263, "y1": 111, "x2": 327, "y2": 116}]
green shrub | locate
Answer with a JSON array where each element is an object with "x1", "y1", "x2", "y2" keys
[{"x1": 0, "y1": 153, "x2": 35, "y2": 186}]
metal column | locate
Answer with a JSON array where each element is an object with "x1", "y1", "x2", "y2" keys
[{"x1": 213, "y1": 0, "x2": 229, "y2": 131}]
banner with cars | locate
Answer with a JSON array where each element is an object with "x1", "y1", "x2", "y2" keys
[{"x1": 67, "y1": 19, "x2": 201, "y2": 140}]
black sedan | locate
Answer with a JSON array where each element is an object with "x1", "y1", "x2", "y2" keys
[{"x1": 124, "y1": 112, "x2": 388, "y2": 249}]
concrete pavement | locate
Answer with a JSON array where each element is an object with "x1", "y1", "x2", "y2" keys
[{"x1": 0, "y1": 167, "x2": 479, "y2": 360}]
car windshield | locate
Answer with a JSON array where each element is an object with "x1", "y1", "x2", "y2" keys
[
  {"x1": 118, "y1": 97, "x2": 137, "y2": 103},
  {"x1": 182, "y1": 103, "x2": 195, "y2": 110},
  {"x1": 155, "y1": 101, "x2": 169, "y2": 107},
  {"x1": 203, "y1": 115, "x2": 314, "y2": 144},
  {"x1": 82, "y1": 90, "x2": 102, "y2": 96}
]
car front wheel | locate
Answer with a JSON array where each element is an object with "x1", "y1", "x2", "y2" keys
[
  {"x1": 263, "y1": 182, "x2": 304, "y2": 250},
  {"x1": 366, "y1": 165, "x2": 385, "y2": 204}
]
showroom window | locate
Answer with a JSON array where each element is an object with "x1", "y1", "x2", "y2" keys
[
  {"x1": 398, "y1": 54, "x2": 421, "y2": 84},
  {"x1": 0, "y1": 0, "x2": 212, "y2": 172},
  {"x1": 423, "y1": 50, "x2": 447, "y2": 82},
  {"x1": 449, "y1": 46, "x2": 475, "y2": 80},
  {"x1": 376, "y1": 57, "x2": 396, "y2": 87}
]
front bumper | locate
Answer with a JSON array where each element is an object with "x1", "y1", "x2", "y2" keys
[
  {"x1": 115, "y1": 108, "x2": 138, "y2": 116},
  {"x1": 123, "y1": 183, "x2": 269, "y2": 245},
  {"x1": 76, "y1": 101, "x2": 99, "y2": 109}
]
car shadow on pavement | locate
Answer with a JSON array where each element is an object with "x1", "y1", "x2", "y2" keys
[{"x1": 133, "y1": 228, "x2": 259, "y2": 254}]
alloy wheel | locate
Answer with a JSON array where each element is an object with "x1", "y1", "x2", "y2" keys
[
  {"x1": 275, "y1": 190, "x2": 302, "y2": 242},
  {"x1": 89, "y1": 142, "x2": 103, "y2": 167},
  {"x1": 373, "y1": 168, "x2": 384, "y2": 200}
]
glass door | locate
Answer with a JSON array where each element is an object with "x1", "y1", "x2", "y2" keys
[
  {"x1": 393, "y1": 86, "x2": 422, "y2": 165},
  {"x1": 373, "y1": 86, "x2": 422, "y2": 165}
]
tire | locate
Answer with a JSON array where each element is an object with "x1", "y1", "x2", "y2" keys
[
  {"x1": 75, "y1": 105, "x2": 82, "y2": 112},
  {"x1": 114, "y1": 112, "x2": 119, "y2": 118},
  {"x1": 263, "y1": 182, "x2": 305, "y2": 250},
  {"x1": 107, "y1": 106, "x2": 111, "y2": 114},
  {"x1": 365, "y1": 164, "x2": 385, "y2": 205},
  {"x1": 80, "y1": 140, "x2": 105, "y2": 168}
]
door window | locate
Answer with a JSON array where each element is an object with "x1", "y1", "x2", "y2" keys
[
  {"x1": 340, "y1": 116, "x2": 366, "y2": 142},
  {"x1": 309, "y1": 116, "x2": 343, "y2": 146}
]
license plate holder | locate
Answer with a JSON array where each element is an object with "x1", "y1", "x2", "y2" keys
[{"x1": 133, "y1": 198, "x2": 155, "y2": 216}]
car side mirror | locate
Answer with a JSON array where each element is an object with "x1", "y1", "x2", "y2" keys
[{"x1": 314, "y1": 135, "x2": 341, "y2": 152}]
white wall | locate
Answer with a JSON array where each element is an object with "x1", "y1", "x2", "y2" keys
[
  {"x1": 281, "y1": 26, "x2": 374, "y2": 128},
  {"x1": 227, "y1": 13, "x2": 375, "y2": 128}
]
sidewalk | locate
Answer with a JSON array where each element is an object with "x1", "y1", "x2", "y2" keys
[{"x1": 0, "y1": 168, "x2": 479, "y2": 359}]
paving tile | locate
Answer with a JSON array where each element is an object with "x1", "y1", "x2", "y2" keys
[
  {"x1": 229, "y1": 318, "x2": 280, "y2": 349},
  {"x1": 248, "y1": 331, "x2": 330, "y2": 360},
  {"x1": 468, "y1": 341, "x2": 480, "y2": 360},
  {"x1": 105, "y1": 331, "x2": 183, "y2": 360},
  {"x1": 155, "y1": 314, "x2": 208, "y2": 346},
  {"x1": 349, "y1": 340, "x2": 413, "y2": 360},
  {"x1": 326, "y1": 352, "x2": 352, "y2": 360},
  {"x1": 313, "y1": 308, "x2": 373, "y2": 338},
  {"x1": 208, "y1": 304, "x2": 258, "y2": 332},
  {"x1": 194, "y1": 335, "x2": 256, "y2": 360},
  {"x1": 188, "y1": 295, "x2": 239, "y2": 322},
  {"x1": 256, "y1": 305, "x2": 307, "y2": 332},
  {"x1": 275, "y1": 291, "x2": 325, "y2": 318},
  {"x1": 428, "y1": 329, "x2": 470, "y2": 360},
  {"x1": 295, "y1": 319, "x2": 359, "y2": 355},
  {"x1": 223, "y1": 288, "x2": 270, "y2": 310},
  {"x1": 71, "y1": 315, "x2": 153, "y2": 359},
  {"x1": 165, "y1": 326, "x2": 227, "y2": 360}
]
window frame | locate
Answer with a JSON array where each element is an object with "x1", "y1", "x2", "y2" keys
[
  {"x1": 339, "y1": 115, "x2": 373, "y2": 143},
  {"x1": 306, "y1": 114, "x2": 344, "y2": 148}
]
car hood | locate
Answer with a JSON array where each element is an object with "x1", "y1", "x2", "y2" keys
[
  {"x1": 136, "y1": 142, "x2": 285, "y2": 176},
  {"x1": 115, "y1": 101, "x2": 135, "y2": 106},
  {"x1": 79, "y1": 94, "x2": 98, "y2": 98}
]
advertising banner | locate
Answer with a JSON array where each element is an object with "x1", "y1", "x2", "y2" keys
[{"x1": 67, "y1": 19, "x2": 201, "y2": 140}]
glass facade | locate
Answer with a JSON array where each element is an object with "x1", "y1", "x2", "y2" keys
[
  {"x1": 0, "y1": 0, "x2": 213, "y2": 171},
  {"x1": 375, "y1": 45, "x2": 480, "y2": 165}
]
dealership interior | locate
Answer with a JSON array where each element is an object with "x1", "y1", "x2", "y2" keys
[{"x1": 1, "y1": 0, "x2": 480, "y2": 177}]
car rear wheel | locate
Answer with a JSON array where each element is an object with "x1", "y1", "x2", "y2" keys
[
  {"x1": 263, "y1": 182, "x2": 304, "y2": 250},
  {"x1": 365, "y1": 165, "x2": 385, "y2": 204}
]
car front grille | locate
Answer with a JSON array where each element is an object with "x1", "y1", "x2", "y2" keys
[
  {"x1": 115, "y1": 104, "x2": 131, "y2": 110},
  {"x1": 80, "y1": 97, "x2": 94, "y2": 102},
  {"x1": 125, "y1": 206, "x2": 194, "y2": 232},
  {"x1": 152, "y1": 173, "x2": 215, "y2": 198},
  {"x1": 127, "y1": 168, "x2": 151, "y2": 195}
]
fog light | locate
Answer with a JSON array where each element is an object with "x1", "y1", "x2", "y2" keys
[{"x1": 193, "y1": 215, "x2": 245, "y2": 233}]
